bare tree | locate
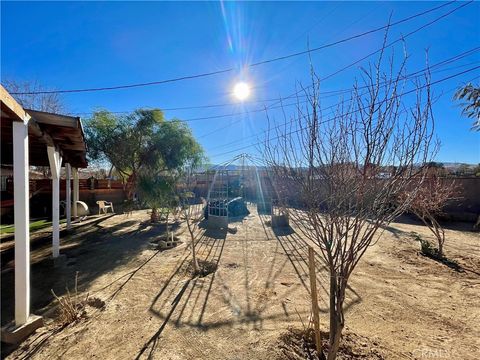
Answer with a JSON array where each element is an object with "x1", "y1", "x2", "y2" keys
[
  {"x1": 264, "y1": 49, "x2": 436, "y2": 359},
  {"x1": 3, "y1": 79, "x2": 65, "y2": 113},
  {"x1": 179, "y1": 167, "x2": 203, "y2": 274},
  {"x1": 403, "y1": 168, "x2": 459, "y2": 258},
  {"x1": 3, "y1": 79, "x2": 66, "y2": 178}
]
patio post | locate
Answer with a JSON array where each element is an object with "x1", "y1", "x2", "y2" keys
[
  {"x1": 66, "y1": 163, "x2": 71, "y2": 229},
  {"x1": 12, "y1": 121, "x2": 30, "y2": 325},
  {"x1": 47, "y1": 146, "x2": 62, "y2": 258},
  {"x1": 73, "y1": 167, "x2": 79, "y2": 218}
]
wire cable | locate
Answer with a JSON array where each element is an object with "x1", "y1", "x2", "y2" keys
[
  {"x1": 207, "y1": 65, "x2": 480, "y2": 159},
  {"x1": 71, "y1": 47, "x2": 479, "y2": 118},
  {"x1": 9, "y1": 1, "x2": 462, "y2": 95}
]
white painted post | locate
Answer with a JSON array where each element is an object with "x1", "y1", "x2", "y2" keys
[
  {"x1": 47, "y1": 147, "x2": 62, "y2": 258},
  {"x1": 66, "y1": 163, "x2": 71, "y2": 229},
  {"x1": 73, "y1": 167, "x2": 79, "y2": 219},
  {"x1": 13, "y1": 121, "x2": 30, "y2": 325},
  {"x1": 52, "y1": 175, "x2": 60, "y2": 257}
]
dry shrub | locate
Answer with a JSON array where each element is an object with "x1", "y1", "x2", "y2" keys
[
  {"x1": 51, "y1": 272, "x2": 87, "y2": 326},
  {"x1": 51, "y1": 272, "x2": 105, "y2": 326}
]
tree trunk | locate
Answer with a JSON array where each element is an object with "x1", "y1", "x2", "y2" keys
[
  {"x1": 432, "y1": 217, "x2": 445, "y2": 258},
  {"x1": 125, "y1": 173, "x2": 137, "y2": 200},
  {"x1": 151, "y1": 207, "x2": 159, "y2": 222},
  {"x1": 188, "y1": 218, "x2": 199, "y2": 274},
  {"x1": 328, "y1": 272, "x2": 345, "y2": 360},
  {"x1": 165, "y1": 211, "x2": 170, "y2": 239},
  {"x1": 191, "y1": 232, "x2": 199, "y2": 274},
  {"x1": 420, "y1": 213, "x2": 446, "y2": 258}
]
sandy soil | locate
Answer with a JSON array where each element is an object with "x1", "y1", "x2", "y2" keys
[{"x1": 2, "y1": 206, "x2": 479, "y2": 359}]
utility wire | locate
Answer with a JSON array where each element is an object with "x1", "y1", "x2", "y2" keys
[
  {"x1": 196, "y1": 51, "x2": 479, "y2": 139},
  {"x1": 265, "y1": 0, "x2": 473, "y2": 111},
  {"x1": 72, "y1": 47, "x2": 479, "y2": 117},
  {"x1": 206, "y1": 74, "x2": 478, "y2": 152},
  {"x1": 207, "y1": 65, "x2": 480, "y2": 159},
  {"x1": 73, "y1": 47, "x2": 479, "y2": 128},
  {"x1": 9, "y1": 0, "x2": 461, "y2": 95}
]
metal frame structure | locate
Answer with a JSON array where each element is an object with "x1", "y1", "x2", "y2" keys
[{"x1": 206, "y1": 162, "x2": 230, "y2": 228}]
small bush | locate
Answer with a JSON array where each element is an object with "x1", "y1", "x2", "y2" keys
[
  {"x1": 418, "y1": 239, "x2": 463, "y2": 271},
  {"x1": 51, "y1": 273, "x2": 88, "y2": 326},
  {"x1": 50, "y1": 272, "x2": 105, "y2": 326},
  {"x1": 419, "y1": 239, "x2": 440, "y2": 258}
]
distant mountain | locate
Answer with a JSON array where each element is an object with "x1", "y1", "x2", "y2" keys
[
  {"x1": 199, "y1": 162, "x2": 478, "y2": 172},
  {"x1": 199, "y1": 164, "x2": 267, "y2": 171},
  {"x1": 442, "y1": 162, "x2": 477, "y2": 169}
]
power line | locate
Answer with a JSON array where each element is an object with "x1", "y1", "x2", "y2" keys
[
  {"x1": 9, "y1": 1, "x2": 462, "y2": 95},
  {"x1": 75, "y1": 3, "x2": 477, "y2": 130},
  {"x1": 206, "y1": 74, "x2": 477, "y2": 153},
  {"x1": 264, "y1": 0, "x2": 473, "y2": 111},
  {"x1": 196, "y1": 51, "x2": 479, "y2": 139},
  {"x1": 72, "y1": 47, "x2": 479, "y2": 118},
  {"x1": 74, "y1": 47, "x2": 479, "y2": 130},
  {"x1": 207, "y1": 65, "x2": 480, "y2": 160},
  {"x1": 250, "y1": 1, "x2": 460, "y2": 67},
  {"x1": 322, "y1": 0, "x2": 472, "y2": 83},
  {"x1": 75, "y1": 50, "x2": 479, "y2": 144}
]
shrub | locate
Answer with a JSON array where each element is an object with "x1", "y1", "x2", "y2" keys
[
  {"x1": 51, "y1": 272, "x2": 88, "y2": 326},
  {"x1": 419, "y1": 239, "x2": 440, "y2": 258}
]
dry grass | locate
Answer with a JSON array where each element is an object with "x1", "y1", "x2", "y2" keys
[{"x1": 50, "y1": 272, "x2": 105, "y2": 326}]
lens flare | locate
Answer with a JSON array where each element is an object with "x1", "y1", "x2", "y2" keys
[{"x1": 233, "y1": 82, "x2": 250, "y2": 101}]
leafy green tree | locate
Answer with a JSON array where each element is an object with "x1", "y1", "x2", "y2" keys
[
  {"x1": 454, "y1": 83, "x2": 480, "y2": 131},
  {"x1": 85, "y1": 109, "x2": 204, "y2": 204}
]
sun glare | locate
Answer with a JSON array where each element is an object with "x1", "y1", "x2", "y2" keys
[{"x1": 233, "y1": 82, "x2": 250, "y2": 101}]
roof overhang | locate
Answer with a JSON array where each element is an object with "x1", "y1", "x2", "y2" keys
[{"x1": 1, "y1": 85, "x2": 88, "y2": 168}]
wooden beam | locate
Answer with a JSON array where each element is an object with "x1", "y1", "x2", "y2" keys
[
  {"x1": 27, "y1": 118, "x2": 56, "y2": 148},
  {"x1": 0, "y1": 85, "x2": 28, "y2": 124}
]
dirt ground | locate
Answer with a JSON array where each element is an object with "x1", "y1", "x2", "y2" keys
[{"x1": 2, "y1": 205, "x2": 479, "y2": 359}]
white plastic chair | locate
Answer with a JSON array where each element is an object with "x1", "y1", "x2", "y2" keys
[{"x1": 96, "y1": 200, "x2": 114, "y2": 215}]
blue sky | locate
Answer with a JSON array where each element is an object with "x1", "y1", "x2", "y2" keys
[{"x1": 2, "y1": 1, "x2": 479, "y2": 164}]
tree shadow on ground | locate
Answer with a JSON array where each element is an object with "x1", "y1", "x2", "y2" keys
[
  {"x1": 136, "y1": 228, "x2": 226, "y2": 359},
  {"x1": 136, "y1": 209, "x2": 307, "y2": 358},
  {"x1": 382, "y1": 225, "x2": 410, "y2": 239},
  {"x1": 1, "y1": 213, "x2": 163, "y2": 331},
  {"x1": 259, "y1": 216, "x2": 362, "y2": 315},
  {"x1": 197, "y1": 219, "x2": 229, "y2": 240},
  {"x1": 420, "y1": 252, "x2": 466, "y2": 273}
]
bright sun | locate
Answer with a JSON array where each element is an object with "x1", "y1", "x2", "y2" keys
[{"x1": 233, "y1": 82, "x2": 250, "y2": 101}]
